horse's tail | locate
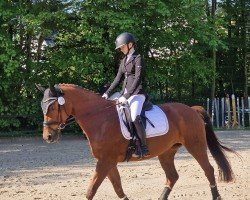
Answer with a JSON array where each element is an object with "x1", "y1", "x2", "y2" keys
[{"x1": 192, "y1": 106, "x2": 237, "y2": 182}]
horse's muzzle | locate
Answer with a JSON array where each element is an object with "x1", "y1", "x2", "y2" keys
[{"x1": 43, "y1": 129, "x2": 60, "y2": 143}]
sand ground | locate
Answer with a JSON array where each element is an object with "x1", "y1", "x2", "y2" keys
[{"x1": 0, "y1": 130, "x2": 249, "y2": 200}]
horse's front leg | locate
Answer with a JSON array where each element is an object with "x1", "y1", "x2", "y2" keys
[
  {"x1": 108, "y1": 166, "x2": 129, "y2": 199},
  {"x1": 86, "y1": 160, "x2": 116, "y2": 200}
]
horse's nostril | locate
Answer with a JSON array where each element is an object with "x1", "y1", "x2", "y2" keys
[{"x1": 48, "y1": 134, "x2": 52, "y2": 141}]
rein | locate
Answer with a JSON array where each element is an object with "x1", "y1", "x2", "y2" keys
[
  {"x1": 44, "y1": 100, "x2": 122, "y2": 131},
  {"x1": 43, "y1": 115, "x2": 75, "y2": 130},
  {"x1": 79, "y1": 101, "x2": 127, "y2": 120}
]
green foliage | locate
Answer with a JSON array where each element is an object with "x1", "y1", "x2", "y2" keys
[
  {"x1": 0, "y1": 0, "x2": 246, "y2": 132},
  {"x1": 216, "y1": 0, "x2": 249, "y2": 96}
]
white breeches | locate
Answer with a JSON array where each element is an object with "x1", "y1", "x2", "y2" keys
[{"x1": 127, "y1": 95, "x2": 145, "y2": 122}]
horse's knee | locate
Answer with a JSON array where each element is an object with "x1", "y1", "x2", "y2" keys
[{"x1": 166, "y1": 173, "x2": 179, "y2": 187}]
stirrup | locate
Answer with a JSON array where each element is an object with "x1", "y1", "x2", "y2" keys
[
  {"x1": 132, "y1": 145, "x2": 150, "y2": 158},
  {"x1": 141, "y1": 145, "x2": 150, "y2": 157}
]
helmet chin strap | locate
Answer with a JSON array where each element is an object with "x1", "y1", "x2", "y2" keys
[
  {"x1": 124, "y1": 44, "x2": 134, "y2": 64},
  {"x1": 125, "y1": 43, "x2": 134, "y2": 56}
]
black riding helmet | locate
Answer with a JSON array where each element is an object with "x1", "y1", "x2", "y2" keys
[{"x1": 115, "y1": 32, "x2": 136, "y2": 49}]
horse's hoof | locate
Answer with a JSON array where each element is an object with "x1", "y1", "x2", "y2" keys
[{"x1": 214, "y1": 196, "x2": 222, "y2": 200}]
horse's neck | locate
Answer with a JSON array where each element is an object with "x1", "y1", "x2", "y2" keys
[
  {"x1": 65, "y1": 87, "x2": 111, "y2": 116},
  {"x1": 63, "y1": 86, "x2": 114, "y2": 135},
  {"x1": 61, "y1": 86, "x2": 121, "y2": 152}
]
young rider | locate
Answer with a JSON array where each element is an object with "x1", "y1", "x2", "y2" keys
[{"x1": 102, "y1": 32, "x2": 150, "y2": 158}]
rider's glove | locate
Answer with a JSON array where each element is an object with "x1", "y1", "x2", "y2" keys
[
  {"x1": 118, "y1": 96, "x2": 127, "y2": 104},
  {"x1": 102, "y1": 93, "x2": 108, "y2": 99}
]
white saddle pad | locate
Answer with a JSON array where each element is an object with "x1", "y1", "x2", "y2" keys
[{"x1": 117, "y1": 105, "x2": 169, "y2": 140}]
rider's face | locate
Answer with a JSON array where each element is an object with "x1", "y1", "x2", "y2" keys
[{"x1": 119, "y1": 42, "x2": 133, "y2": 55}]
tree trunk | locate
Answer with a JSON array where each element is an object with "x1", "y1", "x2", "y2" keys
[
  {"x1": 240, "y1": 0, "x2": 248, "y2": 101},
  {"x1": 211, "y1": 0, "x2": 217, "y2": 100}
]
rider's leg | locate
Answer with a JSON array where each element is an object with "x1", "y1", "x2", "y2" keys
[
  {"x1": 127, "y1": 95, "x2": 150, "y2": 158},
  {"x1": 133, "y1": 115, "x2": 150, "y2": 158}
]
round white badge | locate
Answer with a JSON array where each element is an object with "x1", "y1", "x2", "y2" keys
[{"x1": 58, "y1": 97, "x2": 65, "y2": 105}]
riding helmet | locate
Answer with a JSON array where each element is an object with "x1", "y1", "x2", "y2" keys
[{"x1": 115, "y1": 32, "x2": 136, "y2": 49}]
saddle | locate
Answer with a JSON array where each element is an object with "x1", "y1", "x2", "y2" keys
[
  {"x1": 109, "y1": 93, "x2": 168, "y2": 161},
  {"x1": 119, "y1": 98, "x2": 154, "y2": 131}
]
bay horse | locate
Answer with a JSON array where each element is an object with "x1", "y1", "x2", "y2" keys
[{"x1": 37, "y1": 83, "x2": 236, "y2": 200}]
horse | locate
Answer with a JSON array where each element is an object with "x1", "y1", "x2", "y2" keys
[{"x1": 37, "y1": 83, "x2": 236, "y2": 200}]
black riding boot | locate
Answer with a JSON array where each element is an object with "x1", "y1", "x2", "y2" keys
[{"x1": 132, "y1": 115, "x2": 150, "y2": 158}]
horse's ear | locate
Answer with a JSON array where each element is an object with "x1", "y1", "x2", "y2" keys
[
  {"x1": 49, "y1": 83, "x2": 57, "y2": 97},
  {"x1": 35, "y1": 83, "x2": 46, "y2": 94}
]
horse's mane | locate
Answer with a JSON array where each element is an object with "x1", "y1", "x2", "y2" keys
[{"x1": 58, "y1": 83, "x2": 100, "y2": 95}]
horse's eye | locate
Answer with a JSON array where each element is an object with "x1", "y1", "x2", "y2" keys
[{"x1": 48, "y1": 105, "x2": 55, "y2": 112}]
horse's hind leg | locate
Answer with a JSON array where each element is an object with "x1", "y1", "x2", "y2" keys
[
  {"x1": 158, "y1": 144, "x2": 180, "y2": 200},
  {"x1": 184, "y1": 143, "x2": 221, "y2": 199},
  {"x1": 108, "y1": 166, "x2": 128, "y2": 199}
]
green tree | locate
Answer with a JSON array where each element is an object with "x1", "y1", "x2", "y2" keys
[
  {"x1": 217, "y1": 0, "x2": 249, "y2": 98},
  {"x1": 0, "y1": 0, "x2": 237, "y2": 131}
]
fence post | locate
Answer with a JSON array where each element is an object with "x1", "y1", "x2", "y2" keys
[
  {"x1": 215, "y1": 97, "x2": 219, "y2": 128},
  {"x1": 231, "y1": 94, "x2": 238, "y2": 128},
  {"x1": 237, "y1": 97, "x2": 241, "y2": 127},
  {"x1": 225, "y1": 95, "x2": 231, "y2": 128},
  {"x1": 217, "y1": 98, "x2": 220, "y2": 127},
  {"x1": 248, "y1": 97, "x2": 250, "y2": 127},
  {"x1": 241, "y1": 97, "x2": 245, "y2": 127},
  {"x1": 221, "y1": 97, "x2": 225, "y2": 127}
]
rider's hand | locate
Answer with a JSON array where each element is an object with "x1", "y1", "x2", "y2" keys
[
  {"x1": 102, "y1": 93, "x2": 108, "y2": 99},
  {"x1": 118, "y1": 96, "x2": 127, "y2": 104}
]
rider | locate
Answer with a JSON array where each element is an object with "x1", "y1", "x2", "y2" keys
[{"x1": 102, "y1": 32, "x2": 150, "y2": 158}]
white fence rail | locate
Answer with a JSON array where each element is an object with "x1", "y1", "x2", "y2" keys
[{"x1": 206, "y1": 95, "x2": 250, "y2": 128}]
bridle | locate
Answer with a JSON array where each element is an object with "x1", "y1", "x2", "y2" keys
[
  {"x1": 43, "y1": 101, "x2": 75, "y2": 132},
  {"x1": 43, "y1": 95, "x2": 123, "y2": 132}
]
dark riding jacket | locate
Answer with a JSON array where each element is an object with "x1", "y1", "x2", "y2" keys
[{"x1": 106, "y1": 51, "x2": 146, "y2": 99}]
